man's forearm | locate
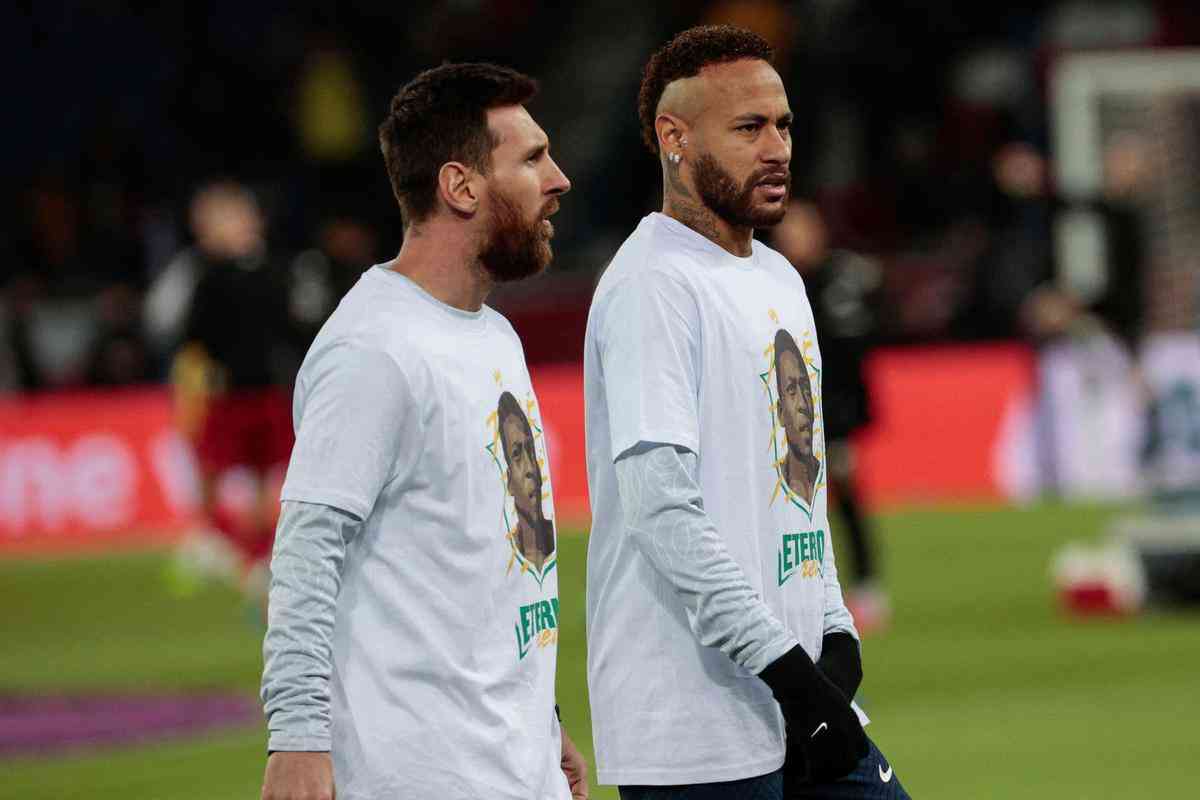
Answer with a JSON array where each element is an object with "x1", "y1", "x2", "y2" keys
[
  {"x1": 614, "y1": 443, "x2": 798, "y2": 674},
  {"x1": 261, "y1": 500, "x2": 360, "y2": 751}
]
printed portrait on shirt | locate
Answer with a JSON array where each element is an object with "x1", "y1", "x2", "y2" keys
[
  {"x1": 490, "y1": 389, "x2": 557, "y2": 583},
  {"x1": 761, "y1": 323, "x2": 825, "y2": 518}
]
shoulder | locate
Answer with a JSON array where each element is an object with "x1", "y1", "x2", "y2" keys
[
  {"x1": 301, "y1": 281, "x2": 420, "y2": 387},
  {"x1": 481, "y1": 306, "x2": 526, "y2": 354},
  {"x1": 595, "y1": 220, "x2": 699, "y2": 312},
  {"x1": 754, "y1": 240, "x2": 806, "y2": 292}
]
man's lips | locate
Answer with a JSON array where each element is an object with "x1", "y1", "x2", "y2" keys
[
  {"x1": 755, "y1": 173, "x2": 790, "y2": 200},
  {"x1": 540, "y1": 199, "x2": 560, "y2": 237},
  {"x1": 759, "y1": 183, "x2": 788, "y2": 200}
]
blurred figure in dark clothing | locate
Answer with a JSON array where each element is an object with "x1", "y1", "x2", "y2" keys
[
  {"x1": 960, "y1": 138, "x2": 1146, "y2": 348},
  {"x1": 773, "y1": 201, "x2": 891, "y2": 634},
  {"x1": 1, "y1": 276, "x2": 43, "y2": 392},
  {"x1": 168, "y1": 181, "x2": 294, "y2": 606},
  {"x1": 86, "y1": 284, "x2": 149, "y2": 386},
  {"x1": 286, "y1": 215, "x2": 376, "y2": 348}
]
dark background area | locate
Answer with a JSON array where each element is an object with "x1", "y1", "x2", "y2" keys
[{"x1": 6, "y1": 0, "x2": 1200, "y2": 387}]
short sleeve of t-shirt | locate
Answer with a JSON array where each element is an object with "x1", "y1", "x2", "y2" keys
[
  {"x1": 599, "y1": 268, "x2": 701, "y2": 459},
  {"x1": 281, "y1": 341, "x2": 421, "y2": 520}
]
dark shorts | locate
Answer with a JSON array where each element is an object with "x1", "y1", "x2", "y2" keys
[
  {"x1": 619, "y1": 737, "x2": 909, "y2": 800},
  {"x1": 620, "y1": 770, "x2": 782, "y2": 800},
  {"x1": 195, "y1": 387, "x2": 293, "y2": 475},
  {"x1": 788, "y1": 737, "x2": 910, "y2": 799}
]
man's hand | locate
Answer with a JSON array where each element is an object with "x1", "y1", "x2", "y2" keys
[
  {"x1": 560, "y1": 728, "x2": 589, "y2": 799},
  {"x1": 261, "y1": 751, "x2": 335, "y2": 800},
  {"x1": 816, "y1": 632, "x2": 863, "y2": 702},
  {"x1": 759, "y1": 645, "x2": 868, "y2": 784}
]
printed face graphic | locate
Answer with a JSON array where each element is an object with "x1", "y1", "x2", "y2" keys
[
  {"x1": 495, "y1": 390, "x2": 555, "y2": 575},
  {"x1": 770, "y1": 327, "x2": 820, "y2": 506},
  {"x1": 777, "y1": 349, "x2": 814, "y2": 460},
  {"x1": 503, "y1": 413, "x2": 543, "y2": 523}
]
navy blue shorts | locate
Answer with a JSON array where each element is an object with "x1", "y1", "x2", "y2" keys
[
  {"x1": 618, "y1": 737, "x2": 909, "y2": 800},
  {"x1": 619, "y1": 770, "x2": 782, "y2": 800},
  {"x1": 787, "y1": 737, "x2": 910, "y2": 799}
]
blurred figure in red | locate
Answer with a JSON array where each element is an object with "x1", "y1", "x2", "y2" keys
[
  {"x1": 772, "y1": 201, "x2": 891, "y2": 634},
  {"x1": 168, "y1": 181, "x2": 294, "y2": 606}
]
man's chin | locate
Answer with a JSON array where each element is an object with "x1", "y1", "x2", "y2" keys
[
  {"x1": 750, "y1": 202, "x2": 789, "y2": 228},
  {"x1": 536, "y1": 242, "x2": 554, "y2": 272},
  {"x1": 488, "y1": 250, "x2": 552, "y2": 284}
]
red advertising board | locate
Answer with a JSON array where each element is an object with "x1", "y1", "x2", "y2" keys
[
  {"x1": 0, "y1": 344, "x2": 1035, "y2": 556},
  {"x1": 0, "y1": 388, "x2": 199, "y2": 554},
  {"x1": 854, "y1": 343, "x2": 1035, "y2": 506}
]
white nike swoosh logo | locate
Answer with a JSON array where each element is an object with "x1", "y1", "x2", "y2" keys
[
  {"x1": 810, "y1": 722, "x2": 828, "y2": 738},
  {"x1": 879, "y1": 763, "x2": 893, "y2": 783}
]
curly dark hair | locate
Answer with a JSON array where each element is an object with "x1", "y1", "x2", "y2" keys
[
  {"x1": 637, "y1": 25, "x2": 774, "y2": 155},
  {"x1": 379, "y1": 63, "x2": 538, "y2": 227}
]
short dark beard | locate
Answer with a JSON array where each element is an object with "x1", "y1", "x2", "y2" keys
[
  {"x1": 693, "y1": 152, "x2": 790, "y2": 229},
  {"x1": 479, "y1": 188, "x2": 552, "y2": 283}
]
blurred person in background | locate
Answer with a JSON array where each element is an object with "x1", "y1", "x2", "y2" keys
[
  {"x1": 85, "y1": 284, "x2": 149, "y2": 386},
  {"x1": 260, "y1": 63, "x2": 584, "y2": 800},
  {"x1": 164, "y1": 180, "x2": 294, "y2": 604},
  {"x1": 286, "y1": 213, "x2": 375, "y2": 348},
  {"x1": 1010, "y1": 136, "x2": 1153, "y2": 497},
  {"x1": 585, "y1": 25, "x2": 907, "y2": 800},
  {"x1": 772, "y1": 201, "x2": 890, "y2": 635}
]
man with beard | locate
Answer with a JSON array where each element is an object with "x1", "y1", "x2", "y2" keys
[
  {"x1": 584, "y1": 26, "x2": 908, "y2": 799},
  {"x1": 498, "y1": 390, "x2": 556, "y2": 571},
  {"x1": 261, "y1": 63, "x2": 587, "y2": 800},
  {"x1": 775, "y1": 328, "x2": 820, "y2": 506}
]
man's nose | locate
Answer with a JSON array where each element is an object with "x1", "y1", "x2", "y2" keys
[
  {"x1": 546, "y1": 155, "x2": 571, "y2": 195},
  {"x1": 760, "y1": 125, "x2": 790, "y2": 165}
]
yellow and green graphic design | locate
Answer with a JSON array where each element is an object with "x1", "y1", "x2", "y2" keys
[
  {"x1": 778, "y1": 529, "x2": 825, "y2": 586},
  {"x1": 514, "y1": 597, "x2": 559, "y2": 660}
]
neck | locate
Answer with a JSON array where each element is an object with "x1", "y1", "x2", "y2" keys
[
  {"x1": 661, "y1": 164, "x2": 753, "y2": 257},
  {"x1": 786, "y1": 451, "x2": 814, "y2": 500},
  {"x1": 517, "y1": 517, "x2": 544, "y2": 568},
  {"x1": 387, "y1": 219, "x2": 492, "y2": 311}
]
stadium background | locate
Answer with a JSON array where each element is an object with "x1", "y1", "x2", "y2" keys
[{"x1": 5, "y1": 1, "x2": 1200, "y2": 797}]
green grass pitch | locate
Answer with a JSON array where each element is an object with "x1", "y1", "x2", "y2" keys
[{"x1": 2, "y1": 502, "x2": 1197, "y2": 799}]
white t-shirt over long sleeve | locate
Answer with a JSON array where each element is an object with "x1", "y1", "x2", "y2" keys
[
  {"x1": 271, "y1": 265, "x2": 570, "y2": 800},
  {"x1": 584, "y1": 213, "x2": 860, "y2": 786}
]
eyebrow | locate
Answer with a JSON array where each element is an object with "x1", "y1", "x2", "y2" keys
[
  {"x1": 732, "y1": 112, "x2": 794, "y2": 125},
  {"x1": 523, "y1": 141, "x2": 548, "y2": 161}
]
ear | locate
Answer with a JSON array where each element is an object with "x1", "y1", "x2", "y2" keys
[
  {"x1": 655, "y1": 113, "x2": 689, "y2": 159},
  {"x1": 437, "y1": 161, "x2": 482, "y2": 216}
]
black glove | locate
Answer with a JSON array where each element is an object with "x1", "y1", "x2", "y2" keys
[
  {"x1": 817, "y1": 632, "x2": 863, "y2": 701},
  {"x1": 759, "y1": 644, "x2": 868, "y2": 784}
]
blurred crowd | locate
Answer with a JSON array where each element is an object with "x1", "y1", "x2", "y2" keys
[{"x1": 6, "y1": 0, "x2": 1200, "y2": 393}]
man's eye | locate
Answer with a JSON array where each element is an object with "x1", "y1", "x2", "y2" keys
[{"x1": 739, "y1": 124, "x2": 758, "y2": 133}]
